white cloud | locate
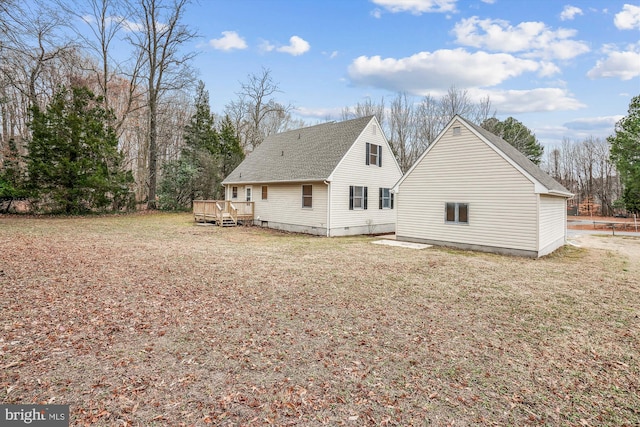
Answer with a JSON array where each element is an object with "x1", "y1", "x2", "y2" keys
[
  {"x1": 276, "y1": 36, "x2": 310, "y2": 56},
  {"x1": 614, "y1": 4, "x2": 640, "y2": 29},
  {"x1": 122, "y1": 19, "x2": 145, "y2": 33},
  {"x1": 560, "y1": 5, "x2": 583, "y2": 21},
  {"x1": 323, "y1": 50, "x2": 339, "y2": 59},
  {"x1": 452, "y1": 16, "x2": 590, "y2": 60},
  {"x1": 564, "y1": 116, "x2": 623, "y2": 130},
  {"x1": 348, "y1": 49, "x2": 552, "y2": 94},
  {"x1": 294, "y1": 106, "x2": 344, "y2": 119},
  {"x1": 487, "y1": 88, "x2": 585, "y2": 113},
  {"x1": 371, "y1": 0, "x2": 457, "y2": 15},
  {"x1": 481, "y1": 0, "x2": 496, "y2": 4},
  {"x1": 259, "y1": 40, "x2": 275, "y2": 53},
  {"x1": 208, "y1": 31, "x2": 247, "y2": 51},
  {"x1": 587, "y1": 47, "x2": 640, "y2": 80},
  {"x1": 81, "y1": 14, "x2": 95, "y2": 24},
  {"x1": 538, "y1": 61, "x2": 562, "y2": 77}
]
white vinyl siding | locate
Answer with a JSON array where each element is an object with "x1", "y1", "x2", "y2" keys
[
  {"x1": 538, "y1": 195, "x2": 567, "y2": 254},
  {"x1": 329, "y1": 119, "x2": 403, "y2": 234},
  {"x1": 252, "y1": 182, "x2": 327, "y2": 229},
  {"x1": 397, "y1": 119, "x2": 538, "y2": 252}
]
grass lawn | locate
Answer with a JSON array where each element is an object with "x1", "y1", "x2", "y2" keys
[{"x1": 1, "y1": 213, "x2": 638, "y2": 426}]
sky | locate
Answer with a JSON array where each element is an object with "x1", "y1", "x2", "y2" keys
[{"x1": 181, "y1": 0, "x2": 640, "y2": 148}]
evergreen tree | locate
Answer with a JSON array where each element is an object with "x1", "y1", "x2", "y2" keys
[
  {"x1": 27, "y1": 86, "x2": 133, "y2": 214},
  {"x1": 183, "y1": 81, "x2": 219, "y2": 160},
  {"x1": 217, "y1": 114, "x2": 244, "y2": 196},
  {"x1": 0, "y1": 139, "x2": 28, "y2": 213},
  {"x1": 482, "y1": 117, "x2": 544, "y2": 165},
  {"x1": 180, "y1": 81, "x2": 219, "y2": 202},
  {"x1": 159, "y1": 82, "x2": 245, "y2": 208},
  {"x1": 609, "y1": 95, "x2": 640, "y2": 213},
  {"x1": 157, "y1": 157, "x2": 200, "y2": 210}
]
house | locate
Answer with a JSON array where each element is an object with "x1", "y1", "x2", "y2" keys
[
  {"x1": 221, "y1": 116, "x2": 403, "y2": 236},
  {"x1": 393, "y1": 115, "x2": 573, "y2": 257}
]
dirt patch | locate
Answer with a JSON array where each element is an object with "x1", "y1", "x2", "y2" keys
[
  {"x1": 571, "y1": 234, "x2": 640, "y2": 271},
  {"x1": 1, "y1": 213, "x2": 638, "y2": 426}
]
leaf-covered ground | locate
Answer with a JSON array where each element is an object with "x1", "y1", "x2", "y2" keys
[{"x1": 1, "y1": 213, "x2": 638, "y2": 426}]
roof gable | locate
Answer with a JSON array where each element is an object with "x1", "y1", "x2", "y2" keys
[
  {"x1": 222, "y1": 116, "x2": 375, "y2": 184},
  {"x1": 394, "y1": 115, "x2": 572, "y2": 197}
]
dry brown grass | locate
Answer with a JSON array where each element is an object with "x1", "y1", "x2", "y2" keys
[{"x1": 1, "y1": 213, "x2": 639, "y2": 426}]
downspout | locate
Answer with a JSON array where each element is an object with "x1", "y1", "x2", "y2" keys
[{"x1": 324, "y1": 181, "x2": 331, "y2": 237}]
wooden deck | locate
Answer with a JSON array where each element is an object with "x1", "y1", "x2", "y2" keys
[{"x1": 193, "y1": 200, "x2": 254, "y2": 227}]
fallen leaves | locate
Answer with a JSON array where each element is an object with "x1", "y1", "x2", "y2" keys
[{"x1": 0, "y1": 213, "x2": 638, "y2": 426}]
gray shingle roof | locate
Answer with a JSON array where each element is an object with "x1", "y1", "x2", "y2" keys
[
  {"x1": 222, "y1": 116, "x2": 374, "y2": 184},
  {"x1": 461, "y1": 116, "x2": 572, "y2": 196}
]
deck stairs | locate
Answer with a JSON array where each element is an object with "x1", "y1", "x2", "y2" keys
[{"x1": 193, "y1": 200, "x2": 254, "y2": 227}]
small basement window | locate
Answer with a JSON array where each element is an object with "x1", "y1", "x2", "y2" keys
[{"x1": 445, "y1": 202, "x2": 468, "y2": 224}]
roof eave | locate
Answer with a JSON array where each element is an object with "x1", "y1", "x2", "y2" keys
[
  {"x1": 222, "y1": 177, "x2": 330, "y2": 185},
  {"x1": 545, "y1": 189, "x2": 574, "y2": 198}
]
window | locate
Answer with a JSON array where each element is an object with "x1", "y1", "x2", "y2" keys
[
  {"x1": 232, "y1": 186, "x2": 238, "y2": 199},
  {"x1": 302, "y1": 185, "x2": 312, "y2": 208},
  {"x1": 379, "y1": 188, "x2": 393, "y2": 209},
  {"x1": 366, "y1": 143, "x2": 382, "y2": 167},
  {"x1": 445, "y1": 202, "x2": 469, "y2": 224},
  {"x1": 261, "y1": 186, "x2": 268, "y2": 200},
  {"x1": 245, "y1": 187, "x2": 252, "y2": 202},
  {"x1": 452, "y1": 126, "x2": 461, "y2": 136},
  {"x1": 349, "y1": 186, "x2": 368, "y2": 210}
]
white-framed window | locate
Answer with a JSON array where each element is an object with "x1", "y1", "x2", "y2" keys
[
  {"x1": 245, "y1": 187, "x2": 252, "y2": 202},
  {"x1": 232, "y1": 186, "x2": 238, "y2": 199},
  {"x1": 366, "y1": 143, "x2": 382, "y2": 167},
  {"x1": 302, "y1": 184, "x2": 312, "y2": 208},
  {"x1": 379, "y1": 188, "x2": 393, "y2": 209},
  {"x1": 445, "y1": 202, "x2": 469, "y2": 224},
  {"x1": 349, "y1": 186, "x2": 368, "y2": 210}
]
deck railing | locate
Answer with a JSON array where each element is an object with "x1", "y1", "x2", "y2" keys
[{"x1": 193, "y1": 200, "x2": 254, "y2": 225}]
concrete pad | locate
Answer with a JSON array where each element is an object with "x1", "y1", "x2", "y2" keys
[{"x1": 372, "y1": 240, "x2": 432, "y2": 250}]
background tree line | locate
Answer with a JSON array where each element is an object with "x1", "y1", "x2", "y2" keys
[{"x1": 0, "y1": 0, "x2": 636, "y2": 214}]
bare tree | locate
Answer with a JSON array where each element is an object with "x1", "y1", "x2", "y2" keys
[
  {"x1": 414, "y1": 94, "x2": 441, "y2": 153},
  {"x1": 341, "y1": 96, "x2": 385, "y2": 126},
  {"x1": 388, "y1": 93, "x2": 416, "y2": 172},
  {"x1": 57, "y1": 0, "x2": 145, "y2": 133},
  {"x1": 226, "y1": 67, "x2": 293, "y2": 152},
  {"x1": 439, "y1": 85, "x2": 475, "y2": 124},
  {"x1": 544, "y1": 137, "x2": 621, "y2": 216},
  {"x1": 0, "y1": 0, "x2": 75, "y2": 163},
  {"x1": 127, "y1": 0, "x2": 197, "y2": 209}
]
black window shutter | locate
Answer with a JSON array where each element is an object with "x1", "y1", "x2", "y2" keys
[
  {"x1": 365, "y1": 143, "x2": 370, "y2": 165},
  {"x1": 378, "y1": 144, "x2": 382, "y2": 167},
  {"x1": 363, "y1": 187, "x2": 368, "y2": 210},
  {"x1": 379, "y1": 188, "x2": 382, "y2": 209},
  {"x1": 391, "y1": 193, "x2": 394, "y2": 209},
  {"x1": 349, "y1": 186, "x2": 354, "y2": 210}
]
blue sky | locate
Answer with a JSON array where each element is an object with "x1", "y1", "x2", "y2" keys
[{"x1": 186, "y1": 1, "x2": 637, "y2": 146}]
